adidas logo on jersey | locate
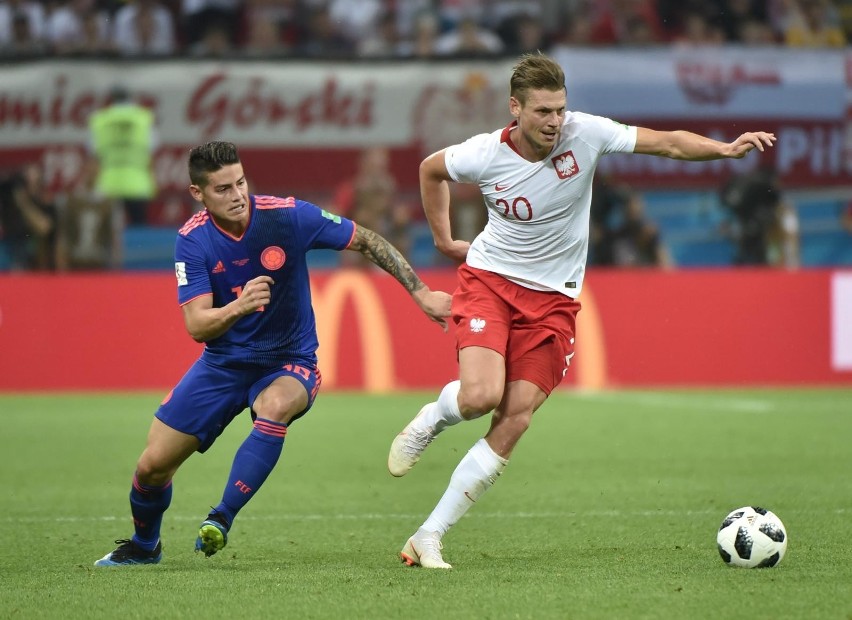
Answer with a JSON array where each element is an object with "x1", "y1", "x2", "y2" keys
[{"x1": 212, "y1": 260, "x2": 226, "y2": 274}]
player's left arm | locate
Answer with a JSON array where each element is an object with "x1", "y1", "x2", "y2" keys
[
  {"x1": 347, "y1": 226, "x2": 452, "y2": 331},
  {"x1": 634, "y1": 127, "x2": 776, "y2": 161}
]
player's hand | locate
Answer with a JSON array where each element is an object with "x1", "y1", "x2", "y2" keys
[
  {"x1": 412, "y1": 287, "x2": 453, "y2": 332},
  {"x1": 725, "y1": 132, "x2": 776, "y2": 158},
  {"x1": 437, "y1": 239, "x2": 471, "y2": 263},
  {"x1": 237, "y1": 275, "x2": 274, "y2": 314}
]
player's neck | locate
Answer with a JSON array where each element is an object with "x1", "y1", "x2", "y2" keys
[
  {"x1": 510, "y1": 127, "x2": 552, "y2": 163},
  {"x1": 211, "y1": 213, "x2": 249, "y2": 238}
]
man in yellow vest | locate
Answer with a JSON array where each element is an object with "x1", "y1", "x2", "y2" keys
[{"x1": 88, "y1": 85, "x2": 157, "y2": 226}]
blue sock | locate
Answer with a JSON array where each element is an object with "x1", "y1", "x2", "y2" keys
[
  {"x1": 129, "y1": 474, "x2": 172, "y2": 551},
  {"x1": 212, "y1": 418, "x2": 287, "y2": 527}
]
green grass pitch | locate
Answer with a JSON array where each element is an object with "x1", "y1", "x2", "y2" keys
[{"x1": 2, "y1": 388, "x2": 851, "y2": 619}]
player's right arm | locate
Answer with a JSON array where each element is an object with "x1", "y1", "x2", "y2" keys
[
  {"x1": 420, "y1": 149, "x2": 470, "y2": 263},
  {"x1": 181, "y1": 275, "x2": 273, "y2": 342}
]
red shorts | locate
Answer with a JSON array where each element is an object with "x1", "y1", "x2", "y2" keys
[{"x1": 452, "y1": 264, "x2": 581, "y2": 395}]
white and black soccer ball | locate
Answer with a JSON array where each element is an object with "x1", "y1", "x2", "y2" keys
[{"x1": 717, "y1": 506, "x2": 788, "y2": 568}]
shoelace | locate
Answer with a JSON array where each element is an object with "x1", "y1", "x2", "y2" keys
[
  {"x1": 417, "y1": 534, "x2": 444, "y2": 558},
  {"x1": 401, "y1": 427, "x2": 434, "y2": 456}
]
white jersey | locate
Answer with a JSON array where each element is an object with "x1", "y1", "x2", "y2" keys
[{"x1": 445, "y1": 111, "x2": 637, "y2": 297}]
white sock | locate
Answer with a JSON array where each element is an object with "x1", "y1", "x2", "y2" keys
[
  {"x1": 422, "y1": 438, "x2": 508, "y2": 536},
  {"x1": 419, "y1": 380, "x2": 464, "y2": 434}
]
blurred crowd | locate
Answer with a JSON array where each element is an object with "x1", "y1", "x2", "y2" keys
[{"x1": 0, "y1": 0, "x2": 848, "y2": 59}]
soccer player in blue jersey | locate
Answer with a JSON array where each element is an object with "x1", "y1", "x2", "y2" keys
[{"x1": 95, "y1": 141, "x2": 452, "y2": 566}]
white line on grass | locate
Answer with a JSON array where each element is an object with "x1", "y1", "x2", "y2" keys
[
  {"x1": 565, "y1": 390, "x2": 775, "y2": 413},
  {"x1": 4, "y1": 507, "x2": 845, "y2": 524}
]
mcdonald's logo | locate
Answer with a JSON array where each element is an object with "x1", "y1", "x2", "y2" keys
[{"x1": 311, "y1": 270, "x2": 395, "y2": 392}]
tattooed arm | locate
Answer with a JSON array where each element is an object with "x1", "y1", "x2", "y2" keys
[{"x1": 348, "y1": 225, "x2": 452, "y2": 331}]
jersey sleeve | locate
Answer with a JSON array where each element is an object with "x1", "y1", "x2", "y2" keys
[
  {"x1": 581, "y1": 113, "x2": 638, "y2": 155},
  {"x1": 444, "y1": 133, "x2": 494, "y2": 184},
  {"x1": 293, "y1": 200, "x2": 356, "y2": 251},
  {"x1": 174, "y1": 232, "x2": 212, "y2": 305}
]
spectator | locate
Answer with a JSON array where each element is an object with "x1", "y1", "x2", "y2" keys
[
  {"x1": 719, "y1": 165, "x2": 785, "y2": 266},
  {"x1": 296, "y1": 4, "x2": 353, "y2": 58},
  {"x1": 55, "y1": 159, "x2": 123, "y2": 271},
  {"x1": 783, "y1": 0, "x2": 846, "y2": 47},
  {"x1": 671, "y1": 9, "x2": 726, "y2": 46},
  {"x1": 589, "y1": 173, "x2": 631, "y2": 266},
  {"x1": 189, "y1": 19, "x2": 233, "y2": 56},
  {"x1": 333, "y1": 146, "x2": 412, "y2": 268},
  {"x1": 88, "y1": 85, "x2": 158, "y2": 226},
  {"x1": 598, "y1": 191, "x2": 675, "y2": 269},
  {"x1": 329, "y1": 0, "x2": 384, "y2": 47},
  {"x1": 620, "y1": 13, "x2": 662, "y2": 45},
  {"x1": 45, "y1": 0, "x2": 112, "y2": 55},
  {"x1": 438, "y1": 0, "x2": 485, "y2": 28},
  {"x1": 179, "y1": 0, "x2": 243, "y2": 49},
  {"x1": 76, "y1": 4, "x2": 116, "y2": 55},
  {"x1": 551, "y1": 12, "x2": 596, "y2": 47},
  {"x1": 589, "y1": 0, "x2": 664, "y2": 46},
  {"x1": 0, "y1": 10, "x2": 48, "y2": 55},
  {"x1": 0, "y1": 162, "x2": 57, "y2": 271},
  {"x1": 397, "y1": 9, "x2": 440, "y2": 58},
  {"x1": 257, "y1": 0, "x2": 302, "y2": 50},
  {"x1": 717, "y1": 0, "x2": 771, "y2": 43},
  {"x1": 358, "y1": 10, "x2": 401, "y2": 57},
  {"x1": 499, "y1": 12, "x2": 551, "y2": 53},
  {"x1": 739, "y1": 18, "x2": 779, "y2": 44},
  {"x1": 766, "y1": 195, "x2": 800, "y2": 269},
  {"x1": 0, "y1": 0, "x2": 47, "y2": 48},
  {"x1": 434, "y1": 15, "x2": 505, "y2": 56},
  {"x1": 241, "y1": 11, "x2": 287, "y2": 57},
  {"x1": 112, "y1": 0, "x2": 177, "y2": 57}
]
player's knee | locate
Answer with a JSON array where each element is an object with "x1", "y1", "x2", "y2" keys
[
  {"x1": 459, "y1": 384, "x2": 502, "y2": 417},
  {"x1": 508, "y1": 411, "x2": 533, "y2": 436},
  {"x1": 254, "y1": 392, "x2": 305, "y2": 424},
  {"x1": 135, "y1": 454, "x2": 172, "y2": 487},
  {"x1": 494, "y1": 409, "x2": 533, "y2": 441}
]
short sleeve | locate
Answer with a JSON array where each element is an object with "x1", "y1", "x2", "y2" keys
[
  {"x1": 293, "y1": 200, "x2": 356, "y2": 251},
  {"x1": 580, "y1": 113, "x2": 637, "y2": 155},
  {"x1": 174, "y1": 233, "x2": 212, "y2": 305},
  {"x1": 445, "y1": 133, "x2": 494, "y2": 184}
]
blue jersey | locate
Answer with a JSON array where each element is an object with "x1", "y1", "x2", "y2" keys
[{"x1": 174, "y1": 194, "x2": 355, "y2": 368}]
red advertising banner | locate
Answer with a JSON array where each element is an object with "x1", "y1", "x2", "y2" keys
[{"x1": 0, "y1": 269, "x2": 849, "y2": 392}]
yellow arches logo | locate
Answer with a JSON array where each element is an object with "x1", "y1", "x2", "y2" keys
[
  {"x1": 311, "y1": 271, "x2": 395, "y2": 392},
  {"x1": 574, "y1": 286, "x2": 607, "y2": 391}
]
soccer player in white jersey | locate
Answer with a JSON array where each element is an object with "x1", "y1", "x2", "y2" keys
[{"x1": 387, "y1": 52, "x2": 776, "y2": 569}]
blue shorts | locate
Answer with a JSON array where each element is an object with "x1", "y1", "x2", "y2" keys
[{"x1": 155, "y1": 357, "x2": 322, "y2": 453}]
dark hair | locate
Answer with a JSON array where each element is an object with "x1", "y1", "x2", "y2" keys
[
  {"x1": 188, "y1": 141, "x2": 240, "y2": 186},
  {"x1": 510, "y1": 52, "x2": 565, "y2": 104}
]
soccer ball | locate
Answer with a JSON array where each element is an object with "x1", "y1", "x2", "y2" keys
[{"x1": 716, "y1": 506, "x2": 788, "y2": 568}]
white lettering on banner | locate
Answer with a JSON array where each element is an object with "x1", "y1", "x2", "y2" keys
[
  {"x1": 831, "y1": 272, "x2": 852, "y2": 371},
  {"x1": 776, "y1": 126, "x2": 844, "y2": 176}
]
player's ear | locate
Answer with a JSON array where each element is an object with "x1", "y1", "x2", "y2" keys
[
  {"x1": 509, "y1": 96, "x2": 521, "y2": 118},
  {"x1": 188, "y1": 184, "x2": 204, "y2": 203}
]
